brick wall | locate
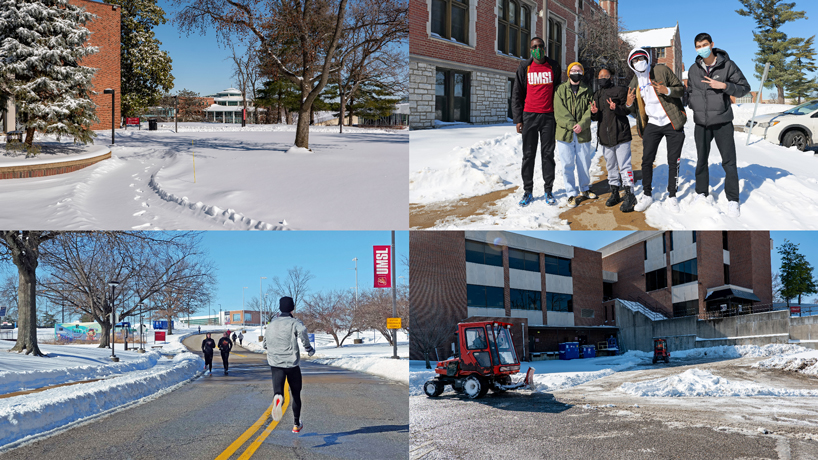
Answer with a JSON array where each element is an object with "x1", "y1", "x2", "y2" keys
[
  {"x1": 603, "y1": 240, "x2": 673, "y2": 317},
  {"x1": 72, "y1": 0, "x2": 121, "y2": 132},
  {"x1": 697, "y1": 231, "x2": 724, "y2": 314},
  {"x1": 572, "y1": 247, "x2": 604, "y2": 326},
  {"x1": 726, "y1": 231, "x2": 772, "y2": 304}
]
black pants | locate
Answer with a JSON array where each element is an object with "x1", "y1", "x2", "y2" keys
[
  {"x1": 694, "y1": 122, "x2": 739, "y2": 202},
  {"x1": 272, "y1": 366, "x2": 303, "y2": 425},
  {"x1": 220, "y1": 351, "x2": 229, "y2": 371},
  {"x1": 641, "y1": 123, "x2": 685, "y2": 197},
  {"x1": 521, "y1": 112, "x2": 557, "y2": 194},
  {"x1": 204, "y1": 352, "x2": 213, "y2": 371}
]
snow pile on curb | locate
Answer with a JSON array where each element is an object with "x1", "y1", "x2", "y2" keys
[
  {"x1": 0, "y1": 352, "x2": 161, "y2": 395},
  {"x1": 753, "y1": 349, "x2": 818, "y2": 376},
  {"x1": 0, "y1": 352, "x2": 204, "y2": 448},
  {"x1": 409, "y1": 369, "x2": 437, "y2": 396},
  {"x1": 620, "y1": 368, "x2": 818, "y2": 397},
  {"x1": 670, "y1": 344, "x2": 809, "y2": 360},
  {"x1": 310, "y1": 356, "x2": 408, "y2": 384}
]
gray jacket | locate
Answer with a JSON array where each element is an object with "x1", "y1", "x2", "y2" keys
[
  {"x1": 687, "y1": 49, "x2": 750, "y2": 126},
  {"x1": 263, "y1": 315, "x2": 314, "y2": 368}
]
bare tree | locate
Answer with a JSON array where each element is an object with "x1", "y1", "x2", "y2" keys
[
  {"x1": 357, "y1": 284, "x2": 407, "y2": 345},
  {"x1": 0, "y1": 275, "x2": 18, "y2": 321},
  {"x1": 229, "y1": 42, "x2": 261, "y2": 126},
  {"x1": 301, "y1": 289, "x2": 359, "y2": 347},
  {"x1": 772, "y1": 272, "x2": 784, "y2": 303},
  {"x1": 577, "y1": 12, "x2": 632, "y2": 85},
  {"x1": 270, "y1": 266, "x2": 315, "y2": 310}
]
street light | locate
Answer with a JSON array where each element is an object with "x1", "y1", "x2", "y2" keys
[
  {"x1": 108, "y1": 280, "x2": 120, "y2": 362},
  {"x1": 260, "y1": 276, "x2": 267, "y2": 323},
  {"x1": 351, "y1": 258, "x2": 359, "y2": 339},
  {"x1": 103, "y1": 88, "x2": 115, "y2": 145},
  {"x1": 242, "y1": 287, "x2": 248, "y2": 310},
  {"x1": 174, "y1": 95, "x2": 178, "y2": 133},
  {"x1": 137, "y1": 302, "x2": 145, "y2": 353}
]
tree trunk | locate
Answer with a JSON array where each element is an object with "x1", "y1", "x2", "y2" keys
[
  {"x1": 167, "y1": 314, "x2": 174, "y2": 335},
  {"x1": 338, "y1": 74, "x2": 345, "y2": 134},
  {"x1": 10, "y1": 263, "x2": 44, "y2": 356},
  {"x1": 777, "y1": 85, "x2": 785, "y2": 104},
  {"x1": 99, "y1": 319, "x2": 111, "y2": 348},
  {"x1": 24, "y1": 127, "x2": 35, "y2": 147},
  {"x1": 348, "y1": 98, "x2": 355, "y2": 126},
  {"x1": 330, "y1": 332, "x2": 340, "y2": 347},
  {"x1": 294, "y1": 106, "x2": 311, "y2": 149}
]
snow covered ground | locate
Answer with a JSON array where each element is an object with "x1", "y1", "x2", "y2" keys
[
  {"x1": 754, "y1": 348, "x2": 818, "y2": 376},
  {"x1": 410, "y1": 103, "x2": 818, "y2": 230},
  {"x1": 620, "y1": 367, "x2": 818, "y2": 397},
  {"x1": 240, "y1": 328, "x2": 409, "y2": 384},
  {"x1": 0, "y1": 123, "x2": 408, "y2": 230}
]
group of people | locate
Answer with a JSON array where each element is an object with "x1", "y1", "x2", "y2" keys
[
  {"x1": 199, "y1": 296, "x2": 315, "y2": 434},
  {"x1": 512, "y1": 33, "x2": 750, "y2": 217}
]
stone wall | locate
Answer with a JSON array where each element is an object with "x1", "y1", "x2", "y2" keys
[
  {"x1": 470, "y1": 70, "x2": 509, "y2": 124},
  {"x1": 409, "y1": 60, "x2": 436, "y2": 129}
]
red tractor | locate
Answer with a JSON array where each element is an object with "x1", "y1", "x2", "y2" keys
[
  {"x1": 653, "y1": 338, "x2": 670, "y2": 364},
  {"x1": 423, "y1": 321, "x2": 535, "y2": 399}
]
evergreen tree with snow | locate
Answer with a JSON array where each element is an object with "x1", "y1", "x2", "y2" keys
[
  {"x1": 736, "y1": 0, "x2": 809, "y2": 104},
  {"x1": 107, "y1": 0, "x2": 174, "y2": 118},
  {"x1": 785, "y1": 37, "x2": 818, "y2": 104},
  {"x1": 0, "y1": 0, "x2": 99, "y2": 150},
  {"x1": 778, "y1": 240, "x2": 818, "y2": 306}
]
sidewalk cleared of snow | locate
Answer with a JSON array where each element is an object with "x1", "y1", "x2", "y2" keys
[{"x1": 620, "y1": 368, "x2": 818, "y2": 397}]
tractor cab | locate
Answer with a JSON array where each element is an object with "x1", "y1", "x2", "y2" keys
[{"x1": 653, "y1": 338, "x2": 670, "y2": 364}]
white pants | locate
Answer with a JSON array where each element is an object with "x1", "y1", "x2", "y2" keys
[
  {"x1": 556, "y1": 133, "x2": 593, "y2": 198},
  {"x1": 602, "y1": 141, "x2": 633, "y2": 188}
]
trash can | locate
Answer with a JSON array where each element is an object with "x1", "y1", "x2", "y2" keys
[
  {"x1": 582, "y1": 345, "x2": 596, "y2": 358},
  {"x1": 148, "y1": 119, "x2": 158, "y2": 131},
  {"x1": 558, "y1": 342, "x2": 579, "y2": 360}
]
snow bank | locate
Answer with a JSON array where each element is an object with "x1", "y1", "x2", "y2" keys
[
  {"x1": 669, "y1": 343, "x2": 809, "y2": 360},
  {"x1": 753, "y1": 349, "x2": 818, "y2": 376},
  {"x1": 620, "y1": 368, "x2": 818, "y2": 397},
  {"x1": 0, "y1": 352, "x2": 203, "y2": 448},
  {"x1": 731, "y1": 103, "x2": 792, "y2": 126},
  {"x1": 311, "y1": 356, "x2": 408, "y2": 384}
]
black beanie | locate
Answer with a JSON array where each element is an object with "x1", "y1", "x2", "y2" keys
[{"x1": 280, "y1": 296, "x2": 295, "y2": 312}]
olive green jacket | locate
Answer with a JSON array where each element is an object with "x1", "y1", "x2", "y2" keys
[
  {"x1": 554, "y1": 82, "x2": 594, "y2": 143},
  {"x1": 627, "y1": 64, "x2": 687, "y2": 137}
]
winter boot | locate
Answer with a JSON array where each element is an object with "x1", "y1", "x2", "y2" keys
[
  {"x1": 620, "y1": 187, "x2": 637, "y2": 213},
  {"x1": 606, "y1": 185, "x2": 621, "y2": 207}
]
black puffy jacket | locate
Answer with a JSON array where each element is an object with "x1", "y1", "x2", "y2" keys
[
  {"x1": 687, "y1": 49, "x2": 750, "y2": 126},
  {"x1": 591, "y1": 85, "x2": 632, "y2": 147}
]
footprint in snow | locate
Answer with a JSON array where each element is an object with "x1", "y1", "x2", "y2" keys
[
  {"x1": 136, "y1": 189, "x2": 143, "y2": 193},
  {"x1": 129, "y1": 184, "x2": 134, "y2": 187},
  {"x1": 131, "y1": 223, "x2": 151, "y2": 229},
  {"x1": 134, "y1": 196, "x2": 141, "y2": 200},
  {"x1": 133, "y1": 210, "x2": 146, "y2": 216}
]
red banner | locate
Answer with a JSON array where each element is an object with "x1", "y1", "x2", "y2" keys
[
  {"x1": 791, "y1": 306, "x2": 802, "y2": 314},
  {"x1": 125, "y1": 117, "x2": 140, "y2": 126},
  {"x1": 374, "y1": 245, "x2": 391, "y2": 288}
]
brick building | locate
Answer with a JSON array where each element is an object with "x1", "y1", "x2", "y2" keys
[
  {"x1": 1, "y1": 0, "x2": 120, "y2": 133},
  {"x1": 223, "y1": 310, "x2": 262, "y2": 327},
  {"x1": 620, "y1": 24, "x2": 683, "y2": 79},
  {"x1": 409, "y1": 0, "x2": 618, "y2": 129},
  {"x1": 600, "y1": 231, "x2": 772, "y2": 319},
  {"x1": 410, "y1": 230, "x2": 773, "y2": 361}
]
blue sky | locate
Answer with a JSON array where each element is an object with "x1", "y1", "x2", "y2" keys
[{"x1": 619, "y1": 0, "x2": 818, "y2": 100}]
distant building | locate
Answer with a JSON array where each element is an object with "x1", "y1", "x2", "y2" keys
[
  {"x1": 203, "y1": 88, "x2": 264, "y2": 124},
  {"x1": 223, "y1": 310, "x2": 262, "y2": 327},
  {"x1": 620, "y1": 24, "x2": 684, "y2": 79}
]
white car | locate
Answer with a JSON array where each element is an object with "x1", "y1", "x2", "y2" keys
[{"x1": 744, "y1": 99, "x2": 818, "y2": 151}]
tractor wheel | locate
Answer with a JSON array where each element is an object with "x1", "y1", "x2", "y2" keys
[
  {"x1": 463, "y1": 376, "x2": 484, "y2": 399},
  {"x1": 423, "y1": 379, "x2": 444, "y2": 397},
  {"x1": 652, "y1": 357, "x2": 657, "y2": 364}
]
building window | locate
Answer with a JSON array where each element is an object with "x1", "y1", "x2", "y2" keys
[
  {"x1": 544, "y1": 255, "x2": 571, "y2": 276},
  {"x1": 603, "y1": 282, "x2": 613, "y2": 301},
  {"x1": 722, "y1": 231, "x2": 729, "y2": 251},
  {"x1": 507, "y1": 77, "x2": 514, "y2": 119},
  {"x1": 232, "y1": 313, "x2": 240, "y2": 322},
  {"x1": 467, "y1": 284, "x2": 505, "y2": 308},
  {"x1": 498, "y1": 0, "x2": 530, "y2": 58},
  {"x1": 657, "y1": 47, "x2": 666, "y2": 58},
  {"x1": 508, "y1": 248, "x2": 540, "y2": 272},
  {"x1": 662, "y1": 234, "x2": 666, "y2": 254},
  {"x1": 645, "y1": 268, "x2": 667, "y2": 291},
  {"x1": 432, "y1": 0, "x2": 468, "y2": 44},
  {"x1": 244, "y1": 313, "x2": 252, "y2": 322},
  {"x1": 435, "y1": 68, "x2": 470, "y2": 122},
  {"x1": 510, "y1": 288, "x2": 542, "y2": 310},
  {"x1": 548, "y1": 18, "x2": 562, "y2": 65},
  {"x1": 546, "y1": 292, "x2": 573, "y2": 312},
  {"x1": 581, "y1": 308, "x2": 594, "y2": 318},
  {"x1": 724, "y1": 264, "x2": 730, "y2": 285},
  {"x1": 465, "y1": 240, "x2": 503, "y2": 267},
  {"x1": 692, "y1": 231, "x2": 697, "y2": 243},
  {"x1": 669, "y1": 231, "x2": 674, "y2": 251},
  {"x1": 673, "y1": 299, "x2": 698, "y2": 317},
  {"x1": 671, "y1": 258, "x2": 698, "y2": 286},
  {"x1": 643, "y1": 241, "x2": 647, "y2": 260}
]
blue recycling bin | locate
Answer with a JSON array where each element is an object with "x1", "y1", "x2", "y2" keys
[
  {"x1": 559, "y1": 342, "x2": 580, "y2": 360},
  {"x1": 607, "y1": 337, "x2": 618, "y2": 354},
  {"x1": 582, "y1": 345, "x2": 596, "y2": 358}
]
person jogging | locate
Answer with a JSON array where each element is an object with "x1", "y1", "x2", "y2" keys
[
  {"x1": 218, "y1": 331, "x2": 233, "y2": 375},
  {"x1": 238, "y1": 331, "x2": 244, "y2": 346},
  {"x1": 511, "y1": 36, "x2": 563, "y2": 207},
  {"x1": 232, "y1": 331, "x2": 237, "y2": 344},
  {"x1": 201, "y1": 332, "x2": 215, "y2": 375},
  {"x1": 264, "y1": 296, "x2": 315, "y2": 434}
]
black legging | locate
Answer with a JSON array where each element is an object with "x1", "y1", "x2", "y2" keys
[
  {"x1": 204, "y1": 352, "x2": 213, "y2": 371},
  {"x1": 271, "y1": 366, "x2": 303, "y2": 425},
  {"x1": 221, "y1": 351, "x2": 230, "y2": 371}
]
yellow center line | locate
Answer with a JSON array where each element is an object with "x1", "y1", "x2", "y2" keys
[
  {"x1": 237, "y1": 382, "x2": 290, "y2": 460},
  {"x1": 232, "y1": 353, "x2": 247, "y2": 358}
]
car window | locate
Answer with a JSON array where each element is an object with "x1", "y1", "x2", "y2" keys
[{"x1": 783, "y1": 100, "x2": 818, "y2": 115}]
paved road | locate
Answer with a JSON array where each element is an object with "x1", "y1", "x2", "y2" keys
[{"x1": 1, "y1": 333, "x2": 408, "y2": 460}]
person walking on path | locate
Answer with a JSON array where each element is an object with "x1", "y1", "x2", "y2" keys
[
  {"x1": 625, "y1": 47, "x2": 687, "y2": 213},
  {"x1": 231, "y1": 331, "x2": 237, "y2": 344},
  {"x1": 263, "y1": 296, "x2": 315, "y2": 434},
  {"x1": 197, "y1": 325, "x2": 201, "y2": 334},
  {"x1": 238, "y1": 331, "x2": 244, "y2": 346},
  {"x1": 201, "y1": 332, "x2": 216, "y2": 375},
  {"x1": 218, "y1": 331, "x2": 233, "y2": 375},
  {"x1": 554, "y1": 62, "x2": 596, "y2": 208},
  {"x1": 687, "y1": 33, "x2": 750, "y2": 218},
  {"x1": 590, "y1": 67, "x2": 636, "y2": 211},
  {"x1": 512, "y1": 36, "x2": 563, "y2": 207}
]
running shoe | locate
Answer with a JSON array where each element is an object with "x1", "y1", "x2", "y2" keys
[
  {"x1": 519, "y1": 192, "x2": 534, "y2": 207},
  {"x1": 292, "y1": 422, "x2": 303, "y2": 433},
  {"x1": 272, "y1": 394, "x2": 284, "y2": 422},
  {"x1": 545, "y1": 192, "x2": 556, "y2": 205}
]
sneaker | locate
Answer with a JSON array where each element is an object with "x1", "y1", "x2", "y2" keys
[
  {"x1": 634, "y1": 195, "x2": 653, "y2": 212},
  {"x1": 272, "y1": 394, "x2": 284, "y2": 421},
  {"x1": 727, "y1": 201, "x2": 740, "y2": 218},
  {"x1": 581, "y1": 190, "x2": 598, "y2": 200},
  {"x1": 666, "y1": 197, "x2": 680, "y2": 214},
  {"x1": 205, "y1": 370, "x2": 211, "y2": 376},
  {"x1": 519, "y1": 192, "x2": 534, "y2": 207},
  {"x1": 545, "y1": 192, "x2": 556, "y2": 205},
  {"x1": 567, "y1": 196, "x2": 578, "y2": 208},
  {"x1": 692, "y1": 193, "x2": 707, "y2": 205},
  {"x1": 224, "y1": 370, "x2": 228, "y2": 375},
  {"x1": 292, "y1": 422, "x2": 303, "y2": 433}
]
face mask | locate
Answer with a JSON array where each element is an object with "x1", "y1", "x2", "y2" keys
[
  {"x1": 598, "y1": 78, "x2": 612, "y2": 88},
  {"x1": 633, "y1": 60, "x2": 648, "y2": 72},
  {"x1": 531, "y1": 48, "x2": 543, "y2": 61},
  {"x1": 697, "y1": 46, "x2": 712, "y2": 59},
  {"x1": 570, "y1": 73, "x2": 582, "y2": 83}
]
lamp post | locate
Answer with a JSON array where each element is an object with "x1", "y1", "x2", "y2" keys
[
  {"x1": 174, "y1": 95, "x2": 178, "y2": 133},
  {"x1": 103, "y1": 89, "x2": 115, "y2": 145},
  {"x1": 391, "y1": 231, "x2": 398, "y2": 359},
  {"x1": 137, "y1": 302, "x2": 145, "y2": 353},
  {"x1": 351, "y1": 257, "x2": 359, "y2": 339},
  {"x1": 218, "y1": 304, "x2": 222, "y2": 327},
  {"x1": 242, "y1": 286, "x2": 248, "y2": 310},
  {"x1": 108, "y1": 280, "x2": 120, "y2": 362},
  {"x1": 260, "y1": 276, "x2": 267, "y2": 322}
]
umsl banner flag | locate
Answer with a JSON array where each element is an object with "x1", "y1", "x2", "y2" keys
[{"x1": 374, "y1": 245, "x2": 392, "y2": 288}]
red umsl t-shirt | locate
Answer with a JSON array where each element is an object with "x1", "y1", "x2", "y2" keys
[{"x1": 524, "y1": 61, "x2": 555, "y2": 113}]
